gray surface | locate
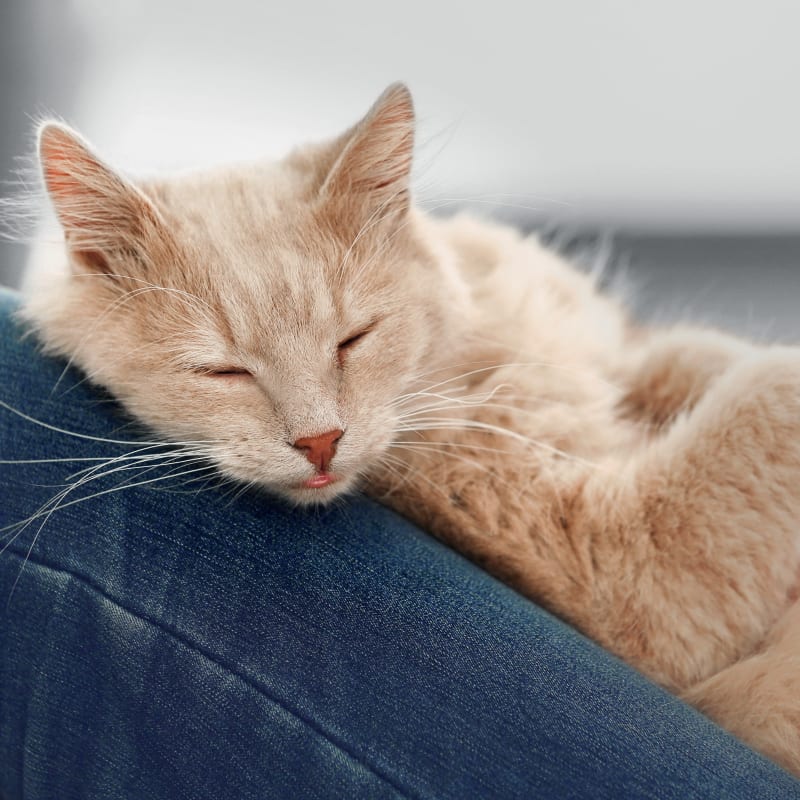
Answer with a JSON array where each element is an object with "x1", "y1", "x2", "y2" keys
[
  {"x1": 4, "y1": 2, "x2": 800, "y2": 232},
  {"x1": 620, "y1": 235, "x2": 800, "y2": 341}
]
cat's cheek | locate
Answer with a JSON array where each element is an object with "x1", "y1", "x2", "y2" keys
[{"x1": 332, "y1": 421, "x2": 393, "y2": 474}]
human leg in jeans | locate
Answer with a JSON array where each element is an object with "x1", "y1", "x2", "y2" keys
[{"x1": 1, "y1": 286, "x2": 798, "y2": 799}]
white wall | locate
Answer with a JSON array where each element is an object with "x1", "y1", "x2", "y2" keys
[{"x1": 39, "y1": 1, "x2": 800, "y2": 231}]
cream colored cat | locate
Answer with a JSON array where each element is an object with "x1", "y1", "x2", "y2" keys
[{"x1": 20, "y1": 84, "x2": 800, "y2": 774}]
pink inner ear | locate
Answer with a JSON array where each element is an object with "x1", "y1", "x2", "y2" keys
[
  {"x1": 73, "y1": 248, "x2": 113, "y2": 275},
  {"x1": 42, "y1": 158, "x2": 67, "y2": 193},
  {"x1": 38, "y1": 124, "x2": 162, "y2": 274},
  {"x1": 39, "y1": 124, "x2": 131, "y2": 216},
  {"x1": 39, "y1": 126, "x2": 90, "y2": 200}
]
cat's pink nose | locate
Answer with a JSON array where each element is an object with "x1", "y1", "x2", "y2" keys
[{"x1": 292, "y1": 429, "x2": 343, "y2": 472}]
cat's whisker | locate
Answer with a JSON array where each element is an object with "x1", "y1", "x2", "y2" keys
[
  {"x1": 4, "y1": 460, "x2": 219, "y2": 602},
  {"x1": 395, "y1": 385, "x2": 656, "y2": 435},
  {"x1": 392, "y1": 391, "x2": 558, "y2": 430},
  {"x1": 160, "y1": 470, "x2": 233, "y2": 497},
  {"x1": 147, "y1": 466, "x2": 227, "y2": 495},
  {"x1": 2, "y1": 460, "x2": 218, "y2": 541},
  {"x1": 0, "y1": 455, "x2": 132, "y2": 466},
  {"x1": 374, "y1": 448, "x2": 454, "y2": 504},
  {"x1": 408, "y1": 361, "x2": 624, "y2": 396},
  {"x1": 403, "y1": 359, "x2": 503, "y2": 388},
  {"x1": 393, "y1": 417, "x2": 600, "y2": 469},
  {"x1": 1, "y1": 399, "x2": 215, "y2": 550},
  {"x1": 398, "y1": 398, "x2": 572, "y2": 425},
  {"x1": 2, "y1": 463, "x2": 182, "y2": 540},
  {"x1": 221, "y1": 477, "x2": 260, "y2": 507},
  {"x1": 390, "y1": 381, "x2": 504, "y2": 408},
  {"x1": 1, "y1": 441, "x2": 216, "y2": 536},
  {"x1": 2, "y1": 483, "x2": 72, "y2": 547},
  {"x1": 388, "y1": 438, "x2": 515, "y2": 459},
  {"x1": 368, "y1": 454, "x2": 412, "y2": 497},
  {"x1": 16, "y1": 450, "x2": 213, "y2": 488},
  {"x1": 64, "y1": 448, "x2": 213, "y2": 483},
  {"x1": 464, "y1": 331, "x2": 631, "y2": 396},
  {"x1": 0, "y1": 398, "x2": 220, "y2": 447},
  {"x1": 393, "y1": 385, "x2": 514, "y2": 417},
  {"x1": 397, "y1": 392, "x2": 546, "y2": 419}
]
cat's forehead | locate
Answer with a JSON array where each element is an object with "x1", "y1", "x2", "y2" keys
[
  {"x1": 226, "y1": 246, "x2": 339, "y2": 328},
  {"x1": 148, "y1": 162, "x2": 342, "y2": 281},
  {"x1": 147, "y1": 160, "x2": 315, "y2": 240}
]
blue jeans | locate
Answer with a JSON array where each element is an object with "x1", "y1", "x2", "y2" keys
[{"x1": 0, "y1": 286, "x2": 797, "y2": 799}]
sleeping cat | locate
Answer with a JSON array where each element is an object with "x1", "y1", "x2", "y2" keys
[{"x1": 19, "y1": 83, "x2": 800, "y2": 774}]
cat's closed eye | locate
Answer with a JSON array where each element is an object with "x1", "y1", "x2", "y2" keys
[
  {"x1": 192, "y1": 366, "x2": 253, "y2": 380},
  {"x1": 338, "y1": 330, "x2": 369, "y2": 351},
  {"x1": 337, "y1": 324, "x2": 374, "y2": 364}
]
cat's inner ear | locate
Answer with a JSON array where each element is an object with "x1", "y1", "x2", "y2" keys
[
  {"x1": 38, "y1": 122, "x2": 161, "y2": 276},
  {"x1": 319, "y1": 82, "x2": 415, "y2": 225}
]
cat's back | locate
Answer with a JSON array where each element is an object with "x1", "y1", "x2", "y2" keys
[{"x1": 425, "y1": 212, "x2": 628, "y2": 363}]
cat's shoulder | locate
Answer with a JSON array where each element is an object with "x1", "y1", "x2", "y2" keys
[{"x1": 419, "y1": 211, "x2": 603, "y2": 299}]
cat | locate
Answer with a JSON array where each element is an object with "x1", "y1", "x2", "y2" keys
[{"x1": 17, "y1": 83, "x2": 800, "y2": 775}]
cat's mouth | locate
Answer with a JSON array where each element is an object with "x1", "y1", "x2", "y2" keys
[
  {"x1": 302, "y1": 472, "x2": 337, "y2": 489},
  {"x1": 288, "y1": 471, "x2": 351, "y2": 505}
]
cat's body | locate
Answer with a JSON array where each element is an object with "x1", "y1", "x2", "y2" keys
[{"x1": 18, "y1": 85, "x2": 800, "y2": 774}]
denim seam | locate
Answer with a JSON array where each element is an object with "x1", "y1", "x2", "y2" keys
[{"x1": 5, "y1": 547, "x2": 424, "y2": 800}]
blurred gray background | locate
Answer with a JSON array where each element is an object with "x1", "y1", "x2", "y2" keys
[{"x1": 2, "y1": 0, "x2": 799, "y2": 337}]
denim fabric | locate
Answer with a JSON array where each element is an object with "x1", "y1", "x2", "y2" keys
[{"x1": 0, "y1": 286, "x2": 798, "y2": 800}]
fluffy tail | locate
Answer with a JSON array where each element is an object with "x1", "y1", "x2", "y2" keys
[{"x1": 682, "y1": 601, "x2": 800, "y2": 775}]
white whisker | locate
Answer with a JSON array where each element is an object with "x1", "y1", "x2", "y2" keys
[
  {"x1": 393, "y1": 416, "x2": 600, "y2": 469},
  {"x1": 0, "y1": 398, "x2": 219, "y2": 448}
]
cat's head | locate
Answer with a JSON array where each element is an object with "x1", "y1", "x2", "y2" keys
[{"x1": 26, "y1": 84, "x2": 471, "y2": 504}]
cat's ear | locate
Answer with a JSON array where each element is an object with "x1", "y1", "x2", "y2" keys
[
  {"x1": 38, "y1": 122, "x2": 162, "y2": 276},
  {"x1": 319, "y1": 83, "x2": 414, "y2": 224}
]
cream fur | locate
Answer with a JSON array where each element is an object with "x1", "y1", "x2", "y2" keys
[{"x1": 19, "y1": 83, "x2": 800, "y2": 774}]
